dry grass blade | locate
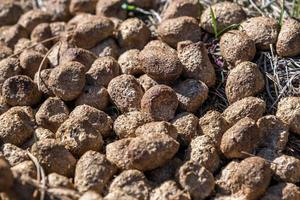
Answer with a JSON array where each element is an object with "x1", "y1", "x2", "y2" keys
[
  {"x1": 37, "y1": 41, "x2": 62, "y2": 91},
  {"x1": 241, "y1": 151, "x2": 279, "y2": 166},
  {"x1": 249, "y1": 0, "x2": 266, "y2": 15},
  {"x1": 8, "y1": 35, "x2": 60, "y2": 59},
  {"x1": 27, "y1": 151, "x2": 46, "y2": 200},
  {"x1": 8, "y1": 31, "x2": 74, "y2": 59}
]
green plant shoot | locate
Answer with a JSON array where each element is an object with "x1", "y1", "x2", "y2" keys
[
  {"x1": 279, "y1": 0, "x2": 285, "y2": 27},
  {"x1": 210, "y1": 6, "x2": 218, "y2": 38},
  {"x1": 292, "y1": 0, "x2": 300, "y2": 17},
  {"x1": 121, "y1": 3, "x2": 137, "y2": 11}
]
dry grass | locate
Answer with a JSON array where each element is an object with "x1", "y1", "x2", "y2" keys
[
  {"x1": 257, "y1": 46, "x2": 300, "y2": 112},
  {"x1": 285, "y1": 133, "x2": 300, "y2": 159},
  {"x1": 27, "y1": 151, "x2": 46, "y2": 200},
  {"x1": 198, "y1": 0, "x2": 300, "y2": 113},
  {"x1": 200, "y1": 0, "x2": 300, "y2": 157}
]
